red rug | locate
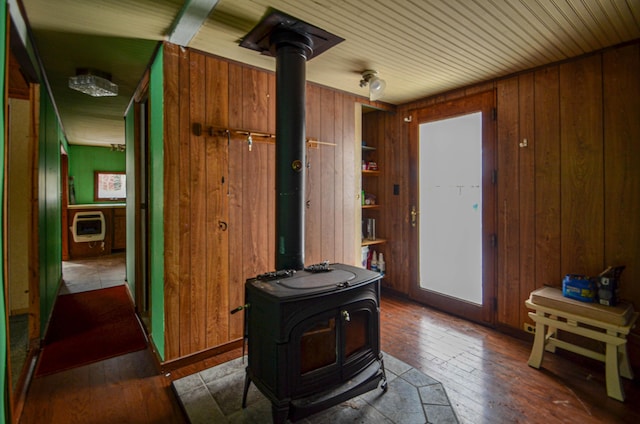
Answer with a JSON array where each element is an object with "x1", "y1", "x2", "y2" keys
[{"x1": 35, "y1": 285, "x2": 148, "y2": 377}]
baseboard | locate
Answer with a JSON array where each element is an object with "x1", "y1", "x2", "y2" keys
[{"x1": 147, "y1": 336, "x2": 244, "y2": 374}]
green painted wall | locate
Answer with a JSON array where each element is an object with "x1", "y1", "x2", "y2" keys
[
  {"x1": 124, "y1": 107, "x2": 136, "y2": 298},
  {"x1": 0, "y1": 2, "x2": 7, "y2": 421},
  {"x1": 149, "y1": 47, "x2": 165, "y2": 359},
  {"x1": 67, "y1": 145, "x2": 126, "y2": 204},
  {"x1": 38, "y1": 91, "x2": 63, "y2": 333}
]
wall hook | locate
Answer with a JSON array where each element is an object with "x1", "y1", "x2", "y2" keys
[{"x1": 519, "y1": 138, "x2": 528, "y2": 148}]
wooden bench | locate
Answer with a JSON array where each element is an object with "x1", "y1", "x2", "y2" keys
[{"x1": 525, "y1": 287, "x2": 638, "y2": 401}]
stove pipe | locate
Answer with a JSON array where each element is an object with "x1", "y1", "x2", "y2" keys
[{"x1": 271, "y1": 29, "x2": 313, "y2": 271}]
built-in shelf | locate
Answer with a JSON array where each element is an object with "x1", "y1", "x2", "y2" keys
[
  {"x1": 362, "y1": 170, "x2": 380, "y2": 176},
  {"x1": 362, "y1": 145, "x2": 376, "y2": 151},
  {"x1": 361, "y1": 238, "x2": 386, "y2": 247},
  {"x1": 362, "y1": 204, "x2": 380, "y2": 209}
]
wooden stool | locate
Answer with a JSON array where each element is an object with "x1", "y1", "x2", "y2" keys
[{"x1": 525, "y1": 287, "x2": 638, "y2": 401}]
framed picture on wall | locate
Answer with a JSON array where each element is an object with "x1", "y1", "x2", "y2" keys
[{"x1": 94, "y1": 171, "x2": 126, "y2": 201}]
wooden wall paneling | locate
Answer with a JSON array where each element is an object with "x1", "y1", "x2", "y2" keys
[
  {"x1": 332, "y1": 92, "x2": 345, "y2": 263},
  {"x1": 242, "y1": 67, "x2": 269, "y2": 132},
  {"x1": 559, "y1": 55, "x2": 604, "y2": 276},
  {"x1": 188, "y1": 51, "x2": 207, "y2": 353},
  {"x1": 320, "y1": 89, "x2": 336, "y2": 262},
  {"x1": 228, "y1": 63, "x2": 243, "y2": 129},
  {"x1": 204, "y1": 56, "x2": 229, "y2": 127},
  {"x1": 242, "y1": 141, "x2": 271, "y2": 276},
  {"x1": 241, "y1": 66, "x2": 271, "y2": 277},
  {"x1": 465, "y1": 82, "x2": 496, "y2": 97},
  {"x1": 227, "y1": 63, "x2": 244, "y2": 340},
  {"x1": 227, "y1": 137, "x2": 244, "y2": 340},
  {"x1": 204, "y1": 56, "x2": 231, "y2": 347},
  {"x1": 394, "y1": 106, "x2": 415, "y2": 294},
  {"x1": 603, "y1": 44, "x2": 640, "y2": 304},
  {"x1": 162, "y1": 43, "x2": 182, "y2": 360},
  {"x1": 384, "y1": 111, "x2": 406, "y2": 293},
  {"x1": 533, "y1": 66, "x2": 561, "y2": 290},
  {"x1": 517, "y1": 73, "x2": 536, "y2": 325},
  {"x1": 341, "y1": 94, "x2": 357, "y2": 266},
  {"x1": 205, "y1": 134, "x2": 230, "y2": 347},
  {"x1": 305, "y1": 84, "x2": 322, "y2": 264},
  {"x1": 267, "y1": 73, "x2": 276, "y2": 134},
  {"x1": 496, "y1": 77, "x2": 521, "y2": 327}
]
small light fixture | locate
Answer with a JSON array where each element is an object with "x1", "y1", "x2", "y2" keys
[
  {"x1": 69, "y1": 68, "x2": 118, "y2": 97},
  {"x1": 359, "y1": 70, "x2": 386, "y2": 101}
]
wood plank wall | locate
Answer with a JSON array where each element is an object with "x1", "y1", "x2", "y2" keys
[
  {"x1": 160, "y1": 43, "x2": 380, "y2": 361},
  {"x1": 159, "y1": 40, "x2": 638, "y2": 363},
  {"x1": 392, "y1": 42, "x2": 640, "y2": 350}
]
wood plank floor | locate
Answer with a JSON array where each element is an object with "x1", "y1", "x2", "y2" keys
[{"x1": 19, "y1": 289, "x2": 639, "y2": 423}]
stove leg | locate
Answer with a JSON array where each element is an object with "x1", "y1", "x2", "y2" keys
[
  {"x1": 242, "y1": 373, "x2": 251, "y2": 408},
  {"x1": 271, "y1": 402, "x2": 289, "y2": 424},
  {"x1": 379, "y1": 354, "x2": 388, "y2": 392}
]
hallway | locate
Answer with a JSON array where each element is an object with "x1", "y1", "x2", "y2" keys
[
  {"x1": 59, "y1": 253, "x2": 127, "y2": 294},
  {"x1": 19, "y1": 254, "x2": 188, "y2": 424}
]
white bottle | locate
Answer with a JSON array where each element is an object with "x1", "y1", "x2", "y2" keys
[
  {"x1": 371, "y1": 251, "x2": 378, "y2": 272},
  {"x1": 378, "y1": 253, "x2": 385, "y2": 275},
  {"x1": 361, "y1": 246, "x2": 369, "y2": 268}
]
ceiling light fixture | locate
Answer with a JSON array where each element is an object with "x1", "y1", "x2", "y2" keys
[
  {"x1": 68, "y1": 69, "x2": 118, "y2": 97},
  {"x1": 359, "y1": 70, "x2": 386, "y2": 101}
]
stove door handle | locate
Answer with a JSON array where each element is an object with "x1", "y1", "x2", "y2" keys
[{"x1": 342, "y1": 310, "x2": 350, "y2": 322}]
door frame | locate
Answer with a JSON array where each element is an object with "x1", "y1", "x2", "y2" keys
[{"x1": 408, "y1": 90, "x2": 497, "y2": 325}]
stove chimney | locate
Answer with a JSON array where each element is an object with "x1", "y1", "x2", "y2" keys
[
  {"x1": 271, "y1": 29, "x2": 312, "y2": 270},
  {"x1": 240, "y1": 10, "x2": 344, "y2": 271}
]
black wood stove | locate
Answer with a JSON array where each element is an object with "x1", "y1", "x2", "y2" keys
[
  {"x1": 236, "y1": 10, "x2": 387, "y2": 423},
  {"x1": 242, "y1": 264, "x2": 386, "y2": 422}
]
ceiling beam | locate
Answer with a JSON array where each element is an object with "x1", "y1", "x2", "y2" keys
[{"x1": 167, "y1": 0, "x2": 220, "y2": 46}]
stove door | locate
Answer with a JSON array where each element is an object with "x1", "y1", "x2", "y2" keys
[{"x1": 290, "y1": 298, "x2": 379, "y2": 398}]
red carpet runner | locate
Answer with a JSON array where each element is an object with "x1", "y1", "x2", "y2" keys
[{"x1": 35, "y1": 285, "x2": 147, "y2": 377}]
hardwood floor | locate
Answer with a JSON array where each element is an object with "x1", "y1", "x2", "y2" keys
[
  {"x1": 380, "y1": 294, "x2": 639, "y2": 424},
  {"x1": 18, "y1": 259, "x2": 639, "y2": 423}
]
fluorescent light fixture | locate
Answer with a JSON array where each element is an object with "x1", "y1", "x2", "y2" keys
[
  {"x1": 359, "y1": 70, "x2": 386, "y2": 101},
  {"x1": 69, "y1": 69, "x2": 118, "y2": 97}
]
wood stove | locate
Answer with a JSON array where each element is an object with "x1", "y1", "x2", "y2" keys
[
  {"x1": 242, "y1": 264, "x2": 386, "y2": 423},
  {"x1": 236, "y1": 11, "x2": 387, "y2": 422}
]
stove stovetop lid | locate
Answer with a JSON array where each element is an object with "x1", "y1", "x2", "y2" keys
[
  {"x1": 276, "y1": 269, "x2": 356, "y2": 290},
  {"x1": 247, "y1": 263, "x2": 381, "y2": 299}
]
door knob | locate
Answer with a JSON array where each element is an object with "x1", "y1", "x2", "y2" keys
[{"x1": 410, "y1": 206, "x2": 418, "y2": 227}]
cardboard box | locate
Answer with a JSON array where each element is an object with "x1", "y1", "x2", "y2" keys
[{"x1": 562, "y1": 274, "x2": 595, "y2": 302}]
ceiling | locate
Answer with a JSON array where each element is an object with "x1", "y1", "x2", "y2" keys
[{"x1": 19, "y1": 0, "x2": 640, "y2": 147}]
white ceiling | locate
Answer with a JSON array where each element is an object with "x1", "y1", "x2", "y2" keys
[{"x1": 19, "y1": 0, "x2": 640, "y2": 147}]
